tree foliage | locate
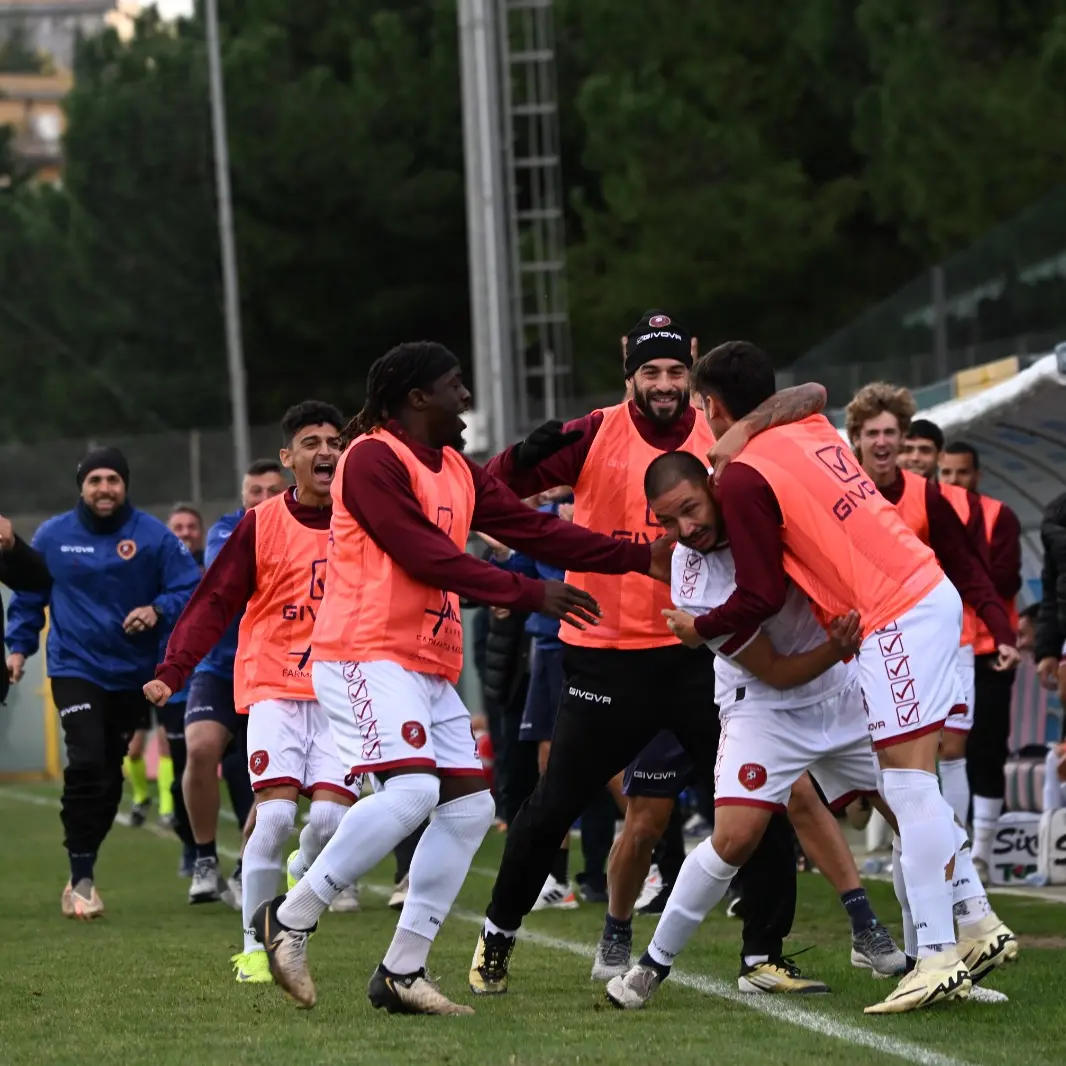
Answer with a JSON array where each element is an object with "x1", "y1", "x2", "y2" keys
[{"x1": 0, "y1": 0, "x2": 1065, "y2": 440}]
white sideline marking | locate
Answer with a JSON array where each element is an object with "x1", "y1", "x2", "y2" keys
[{"x1": 0, "y1": 786, "x2": 983, "y2": 1065}]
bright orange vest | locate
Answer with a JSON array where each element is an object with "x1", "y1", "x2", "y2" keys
[
  {"x1": 893, "y1": 469, "x2": 931, "y2": 545},
  {"x1": 736, "y1": 416, "x2": 943, "y2": 638},
  {"x1": 234, "y1": 493, "x2": 330, "y2": 712},
  {"x1": 971, "y1": 495, "x2": 1020, "y2": 654},
  {"x1": 564, "y1": 404, "x2": 716, "y2": 650},
  {"x1": 935, "y1": 479, "x2": 980, "y2": 648},
  {"x1": 311, "y1": 428, "x2": 475, "y2": 684}
]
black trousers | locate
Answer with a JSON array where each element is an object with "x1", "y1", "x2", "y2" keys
[
  {"x1": 52, "y1": 677, "x2": 148, "y2": 856},
  {"x1": 968, "y1": 655, "x2": 1017, "y2": 801},
  {"x1": 487, "y1": 644, "x2": 797, "y2": 958},
  {"x1": 158, "y1": 701, "x2": 195, "y2": 850}
]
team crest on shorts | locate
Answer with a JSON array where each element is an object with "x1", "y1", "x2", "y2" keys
[
  {"x1": 116, "y1": 539, "x2": 137, "y2": 560},
  {"x1": 401, "y1": 721, "x2": 427, "y2": 750},
  {"x1": 738, "y1": 762, "x2": 767, "y2": 791},
  {"x1": 249, "y1": 749, "x2": 270, "y2": 776}
]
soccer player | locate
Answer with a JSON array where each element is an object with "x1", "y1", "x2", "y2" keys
[
  {"x1": 181, "y1": 458, "x2": 287, "y2": 905},
  {"x1": 252, "y1": 341, "x2": 670, "y2": 1014},
  {"x1": 125, "y1": 505, "x2": 207, "y2": 836},
  {"x1": 5, "y1": 447, "x2": 200, "y2": 918},
  {"x1": 148, "y1": 401, "x2": 357, "y2": 984},
  {"x1": 845, "y1": 389, "x2": 1016, "y2": 828},
  {"x1": 936, "y1": 438, "x2": 1024, "y2": 876},
  {"x1": 608, "y1": 451, "x2": 1014, "y2": 1008},
  {"x1": 690, "y1": 343, "x2": 1019, "y2": 1013},
  {"x1": 471, "y1": 312, "x2": 830, "y2": 997}
]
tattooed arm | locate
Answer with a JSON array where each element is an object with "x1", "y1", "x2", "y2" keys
[{"x1": 707, "y1": 383, "x2": 827, "y2": 481}]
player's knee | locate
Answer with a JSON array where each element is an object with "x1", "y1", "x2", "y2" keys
[
  {"x1": 307, "y1": 798, "x2": 348, "y2": 844},
  {"x1": 437, "y1": 787, "x2": 496, "y2": 838},
  {"x1": 383, "y1": 772, "x2": 440, "y2": 832},
  {"x1": 185, "y1": 729, "x2": 223, "y2": 769},
  {"x1": 621, "y1": 806, "x2": 668, "y2": 855},
  {"x1": 250, "y1": 797, "x2": 297, "y2": 853}
]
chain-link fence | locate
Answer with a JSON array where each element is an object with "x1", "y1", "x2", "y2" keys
[{"x1": 789, "y1": 186, "x2": 1066, "y2": 407}]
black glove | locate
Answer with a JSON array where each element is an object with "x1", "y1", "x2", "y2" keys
[{"x1": 514, "y1": 420, "x2": 584, "y2": 471}]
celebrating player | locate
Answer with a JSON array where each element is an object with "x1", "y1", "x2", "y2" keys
[
  {"x1": 691, "y1": 342, "x2": 1018, "y2": 1014},
  {"x1": 147, "y1": 401, "x2": 357, "y2": 983},
  {"x1": 251, "y1": 341, "x2": 671, "y2": 1014}
]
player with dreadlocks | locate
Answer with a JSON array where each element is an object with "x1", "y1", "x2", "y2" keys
[{"x1": 255, "y1": 342, "x2": 673, "y2": 1014}]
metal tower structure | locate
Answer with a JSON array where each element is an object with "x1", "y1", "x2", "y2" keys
[
  {"x1": 458, "y1": 0, "x2": 572, "y2": 450},
  {"x1": 499, "y1": 0, "x2": 573, "y2": 427}
]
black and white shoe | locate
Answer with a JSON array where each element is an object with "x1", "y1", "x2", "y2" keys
[{"x1": 368, "y1": 964, "x2": 473, "y2": 1015}]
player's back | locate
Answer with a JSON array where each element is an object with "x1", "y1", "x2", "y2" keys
[
  {"x1": 671, "y1": 542, "x2": 850, "y2": 710},
  {"x1": 736, "y1": 415, "x2": 943, "y2": 635}
]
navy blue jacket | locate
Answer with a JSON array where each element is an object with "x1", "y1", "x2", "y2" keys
[
  {"x1": 194, "y1": 508, "x2": 244, "y2": 680},
  {"x1": 6, "y1": 505, "x2": 200, "y2": 691},
  {"x1": 493, "y1": 502, "x2": 565, "y2": 647}
]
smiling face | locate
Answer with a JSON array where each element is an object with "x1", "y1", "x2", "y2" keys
[
  {"x1": 854, "y1": 411, "x2": 902, "y2": 487},
  {"x1": 241, "y1": 469, "x2": 288, "y2": 510},
  {"x1": 80, "y1": 468, "x2": 126, "y2": 517},
  {"x1": 649, "y1": 476, "x2": 720, "y2": 553},
  {"x1": 938, "y1": 449, "x2": 978, "y2": 491},
  {"x1": 167, "y1": 509, "x2": 204, "y2": 554},
  {"x1": 631, "y1": 358, "x2": 690, "y2": 427},
  {"x1": 414, "y1": 366, "x2": 472, "y2": 450},
  {"x1": 902, "y1": 435, "x2": 940, "y2": 480}
]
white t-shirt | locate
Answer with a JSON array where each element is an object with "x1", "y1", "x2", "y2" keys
[{"x1": 670, "y1": 543, "x2": 852, "y2": 710}]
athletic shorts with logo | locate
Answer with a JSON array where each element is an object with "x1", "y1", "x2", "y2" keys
[
  {"x1": 714, "y1": 676, "x2": 880, "y2": 811},
  {"x1": 246, "y1": 697, "x2": 356, "y2": 800},
  {"x1": 185, "y1": 670, "x2": 241, "y2": 735},
  {"x1": 944, "y1": 643, "x2": 975, "y2": 735},
  {"x1": 624, "y1": 729, "x2": 693, "y2": 798},
  {"x1": 858, "y1": 577, "x2": 967, "y2": 750},
  {"x1": 312, "y1": 659, "x2": 485, "y2": 789},
  {"x1": 519, "y1": 642, "x2": 565, "y2": 744}
]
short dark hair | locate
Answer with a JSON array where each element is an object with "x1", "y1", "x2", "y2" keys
[
  {"x1": 908, "y1": 419, "x2": 944, "y2": 452},
  {"x1": 1020, "y1": 603, "x2": 1039, "y2": 624},
  {"x1": 643, "y1": 450, "x2": 710, "y2": 502},
  {"x1": 281, "y1": 400, "x2": 344, "y2": 444},
  {"x1": 246, "y1": 457, "x2": 284, "y2": 477},
  {"x1": 944, "y1": 440, "x2": 979, "y2": 470},
  {"x1": 691, "y1": 341, "x2": 775, "y2": 420},
  {"x1": 169, "y1": 502, "x2": 203, "y2": 524}
]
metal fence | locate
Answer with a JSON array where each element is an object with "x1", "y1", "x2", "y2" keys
[{"x1": 789, "y1": 186, "x2": 1066, "y2": 406}]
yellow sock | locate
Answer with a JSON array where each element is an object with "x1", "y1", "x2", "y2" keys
[
  {"x1": 124, "y1": 755, "x2": 150, "y2": 805},
  {"x1": 157, "y1": 756, "x2": 174, "y2": 817}
]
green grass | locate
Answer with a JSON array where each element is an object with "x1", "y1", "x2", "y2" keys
[{"x1": 1, "y1": 783, "x2": 1064, "y2": 1066}]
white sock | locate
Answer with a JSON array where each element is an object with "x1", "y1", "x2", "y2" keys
[
  {"x1": 891, "y1": 834, "x2": 916, "y2": 958},
  {"x1": 288, "y1": 800, "x2": 348, "y2": 882},
  {"x1": 1044, "y1": 749, "x2": 1066, "y2": 812},
  {"x1": 938, "y1": 758, "x2": 970, "y2": 828},
  {"x1": 484, "y1": 918, "x2": 518, "y2": 938},
  {"x1": 648, "y1": 838, "x2": 738, "y2": 969},
  {"x1": 951, "y1": 822, "x2": 993, "y2": 927},
  {"x1": 383, "y1": 789, "x2": 495, "y2": 974},
  {"x1": 881, "y1": 769, "x2": 957, "y2": 954},
  {"x1": 971, "y1": 794, "x2": 1003, "y2": 866},
  {"x1": 241, "y1": 798, "x2": 297, "y2": 953},
  {"x1": 278, "y1": 774, "x2": 439, "y2": 930}
]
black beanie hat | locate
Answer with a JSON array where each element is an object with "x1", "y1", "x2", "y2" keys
[
  {"x1": 76, "y1": 446, "x2": 130, "y2": 489},
  {"x1": 624, "y1": 310, "x2": 693, "y2": 377}
]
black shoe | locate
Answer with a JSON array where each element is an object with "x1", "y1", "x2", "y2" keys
[
  {"x1": 575, "y1": 872, "x2": 608, "y2": 904},
  {"x1": 129, "y1": 799, "x2": 150, "y2": 828},
  {"x1": 368, "y1": 964, "x2": 474, "y2": 1015}
]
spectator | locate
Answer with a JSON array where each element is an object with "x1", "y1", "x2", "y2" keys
[
  {"x1": 1035, "y1": 491, "x2": 1066, "y2": 709},
  {"x1": 4, "y1": 447, "x2": 201, "y2": 919},
  {"x1": 0, "y1": 513, "x2": 51, "y2": 706}
]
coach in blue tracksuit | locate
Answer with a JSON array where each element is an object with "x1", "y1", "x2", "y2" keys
[{"x1": 5, "y1": 447, "x2": 200, "y2": 915}]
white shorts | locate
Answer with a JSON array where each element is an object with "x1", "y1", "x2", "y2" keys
[
  {"x1": 246, "y1": 698, "x2": 356, "y2": 800},
  {"x1": 312, "y1": 659, "x2": 485, "y2": 783},
  {"x1": 713, "y1": 678, "x2": 880, "y2": 812},
  {"x1": 858, "y1": 577, "x2": 967, "y2": 750},
  {"x1": 944, "y1": 644, "x2": 976, "y2": 735}
]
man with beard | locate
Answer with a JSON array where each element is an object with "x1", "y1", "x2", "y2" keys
[
  {"x1": 5, "y1": 447, "x2": 200, "y2": 918},
  {"x1": 469, "y1": 312, "x2": 832, "y2": 997}
]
